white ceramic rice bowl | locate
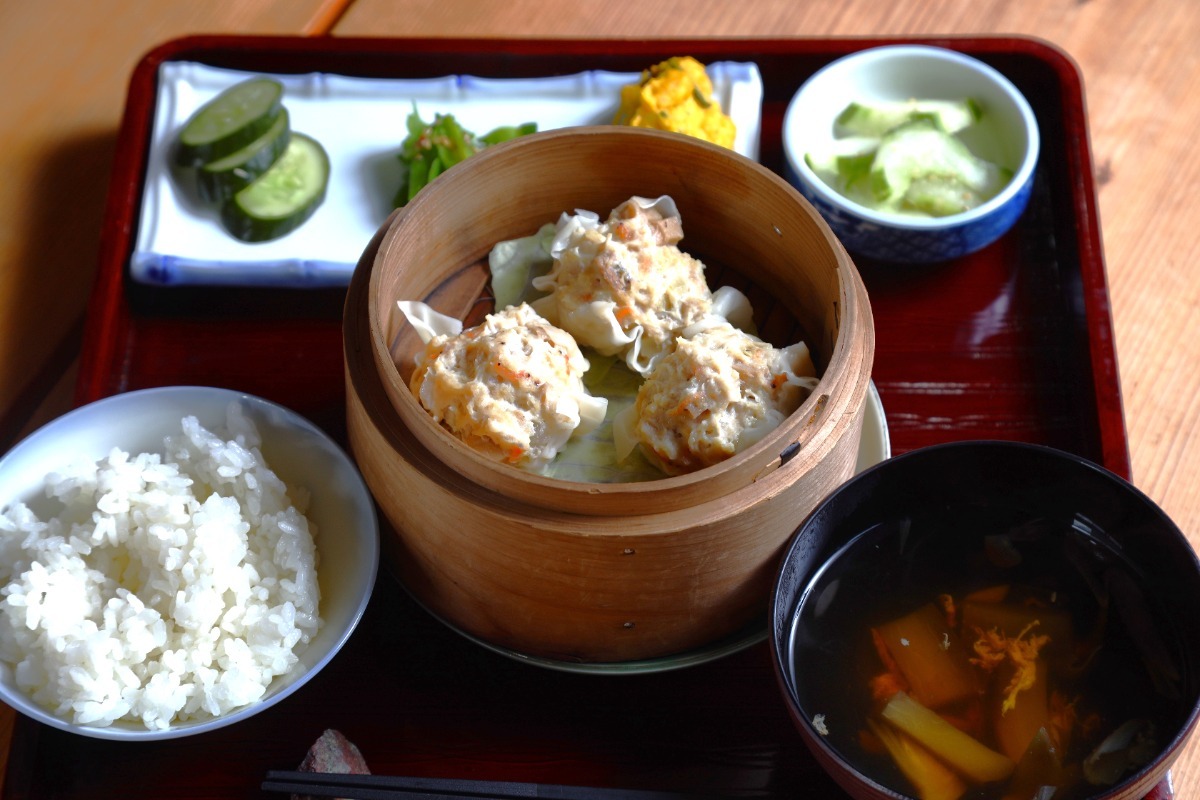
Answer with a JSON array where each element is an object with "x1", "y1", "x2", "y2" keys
[{"x1": 0, "y1": 386, "x2": 379, "y2": 741}]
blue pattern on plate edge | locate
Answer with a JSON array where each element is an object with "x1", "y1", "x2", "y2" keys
[
  {"x1": 786, "y1": 164, "x2": 1035, "y2": 264},
  {"x1": 133, "y1": 61, "x2": 764, "y2": 288},
  {"x1": 130, "y1": 252, "x2": 357, "y2": 288}
]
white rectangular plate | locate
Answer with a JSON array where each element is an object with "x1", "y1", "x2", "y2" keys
[{"x1": 132, "y1": 61, "x2": 765, "y2": 287}]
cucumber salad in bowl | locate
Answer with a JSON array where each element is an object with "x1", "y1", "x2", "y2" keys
[
  {"x1": 805, "y1": 96, "x2": 1010, "y2": 218},
  {"x1": 782, "y1": 45, "x2": 1040, "y2": 263}
]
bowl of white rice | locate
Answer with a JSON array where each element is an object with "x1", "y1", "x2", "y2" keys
[{"x1": 0, "y1": 386, "x2": 379, "y2": 740}]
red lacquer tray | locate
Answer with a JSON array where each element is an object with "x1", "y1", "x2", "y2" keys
[{"x1": 4, "y1": 35, "x2": 1142, "y2": 799}]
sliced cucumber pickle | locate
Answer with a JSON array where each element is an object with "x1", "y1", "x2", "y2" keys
[
  {"x1": 903, "y1": 175, "x2": 986, "y2": 217},
  {"x1": 805, "y1": 135, "x2": 878, "y2": 194},
  {"x1": 809, "y1": 96, "x2": 1009, "y2": 217},
  {"x1": 221, "y1": 132, "x2": 330, "y2": 242},
  {"x1": 834, "y1": 98, "x2": 981, "y2": 138},
  {"x1": 196, "y1": 108, "x2": 291, "y2": 204},
  {"x1": 176, "y1": 77, "x2": 285, "y2": 166},
  {"x1": 868, "y1": 119, "x2": 1008, "y2": 212}
]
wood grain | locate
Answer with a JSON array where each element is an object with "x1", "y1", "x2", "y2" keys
[
  {"x1": 1, "y1": 0, "x2": 1198, "y2": 796},
  {"x1": 0, "y1": 0, "x2": 337, "y2": 446},
  {"x1": 0, "y1": 1, "x2": 348, "y2": 790},
  {"x1": 346, "y1": 126, "x2": 873, "y2": 660},
  {"x1": 364, "y1": 126, "x2": 869, "y2": 517}
]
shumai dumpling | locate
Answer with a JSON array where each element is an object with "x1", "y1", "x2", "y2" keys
[
  {"x1": 398, "y1": 301, "x2": 608, "y2": 472},
  {"x1": 613, "y1": 319, "x2": 818, "y2": 476},
  {"x1": 531, "y1": 196, "x2": 750, "y2": 377}
]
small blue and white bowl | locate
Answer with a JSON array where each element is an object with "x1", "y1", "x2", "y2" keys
[{"x1": 783, "y1": 45, "x2": 1040, "y2": 263}]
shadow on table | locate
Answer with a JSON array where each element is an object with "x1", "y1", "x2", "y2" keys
[{"x1": 0, "y1": 129, "x2": 117, "y2": 451}]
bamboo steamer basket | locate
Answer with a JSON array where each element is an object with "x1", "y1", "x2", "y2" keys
[{"x1": 344, "y1": 127, "x2": 874, "y2": 663}]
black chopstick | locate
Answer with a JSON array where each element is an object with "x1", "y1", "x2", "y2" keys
[{"x1": 262, "y1": 770, "x2": 722, "y2": 800}]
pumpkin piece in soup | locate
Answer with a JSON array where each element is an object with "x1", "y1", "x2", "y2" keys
[
  {"x1": 874, "y1": 603, "x2": 979, "y2": 709},
  {"x1": 992, "y1": 659, "x2": 1051, "y2": 763},
  {"x1": 613, "y1": 56, "x2": 736, "y2": 149},
  {"x1": 963, "y1": 584, "x2": 1011, "y2": 605},
  {"x1": 961, "y1": 595, "x2": 1072, "y2": 661}
]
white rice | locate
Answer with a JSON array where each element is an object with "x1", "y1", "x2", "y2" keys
[{"x1": 0, "y1": 404, "x2": 321, "y2": 730}]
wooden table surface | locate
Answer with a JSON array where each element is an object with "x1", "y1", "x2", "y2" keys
[{"x1": 2, "y1": 0, "x2": 1198, "y2": 796}]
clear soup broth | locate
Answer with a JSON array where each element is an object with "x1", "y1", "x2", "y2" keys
[{"x1": 787, "y1": 508, "x2": 1190, "y2": 799}]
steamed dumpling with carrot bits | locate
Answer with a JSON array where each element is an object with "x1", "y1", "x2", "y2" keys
[
  {"x1": 397, "y1": 301, "x2": 607, "y2": 473},
  {"x1": 531, "y1": 195, "x2": 752, "y2": 377},
  {"x1": 614, "y1": 319, "x2": 818, "y2": 476}
]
